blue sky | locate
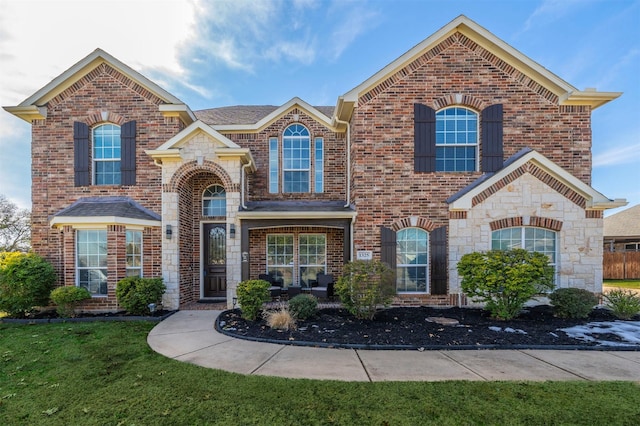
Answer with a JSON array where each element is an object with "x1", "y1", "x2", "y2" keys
[{"x1": 1, "y1": 0, "x2": 638, "y2": 215}]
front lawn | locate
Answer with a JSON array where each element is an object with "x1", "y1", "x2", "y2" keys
[
  {"x1": 604, "y1": 280, "x2": 640, "y2": 290},
  {"x1": 1, "y1": 321, "x2": 638, "y2": 425}
]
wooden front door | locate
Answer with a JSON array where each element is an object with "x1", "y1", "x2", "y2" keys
[{"x1": 203, "y1": 224, "x2": 227, "y2": 298}]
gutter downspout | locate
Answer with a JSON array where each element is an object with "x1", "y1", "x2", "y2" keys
[
  {"x1": 241, "y1": 160, "x2": 253, "y2": 210},
  {"x1": 334, "y1": 117, "x2": 353, "y2": 261}
]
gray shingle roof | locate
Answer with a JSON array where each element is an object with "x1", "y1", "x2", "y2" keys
[
  {"x1": 53, "y1": 197, "x2": 161, "y2": 221},
  {"x1": 194, "y1": 105, "x2": 334, "y2": 126},
  {"x1": 604, "y1": 204, "x2": 640, "y2": 238}
]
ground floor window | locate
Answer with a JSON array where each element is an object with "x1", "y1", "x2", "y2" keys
[
  {"x1": 267, "y1": 234, "x2": 294, "y2": 286},
  {"x1": 76, "y1": 229, "x2": 108, "y2": 296},
  {"x1": 299, "y1": 234, "x2": 326, "y2": 287},
  {"x1": 126, "y1": 230, "x2": 142, "y2": 277},
  {"x1": 396, "y1": 228, "x2": 429, "y2": 292},
  {"x1": 491, "y1": 227, "x2": 557, "y2": 271}
]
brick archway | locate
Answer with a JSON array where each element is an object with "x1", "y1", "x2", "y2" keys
[{"x1": 167, "y1": 160, "x2": 238, "y2": 193}]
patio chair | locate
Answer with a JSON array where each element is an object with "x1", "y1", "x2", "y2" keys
[
  {"x1": 259, "y1": 274, "x2": 282, "y2": 300},
  {"x1": 311, "y1": 273, "x2": 335, "y2": 301}
]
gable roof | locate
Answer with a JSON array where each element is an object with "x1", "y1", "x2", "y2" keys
[
  {"x1": 196, "y1": 97, "x2": 337, "y2": 133},
  {"x1": 4, "y1": 48, "x2": 195, "y2": 124},
  {"x1": 335, "y1": 15, "x2": 621, "y2": 122},
  {"x1": 447, "y1": 148, "x2": 627, "y2": 211},
  {"x1": 604, "y1": 204, "x2": 640, "y2": 239}
]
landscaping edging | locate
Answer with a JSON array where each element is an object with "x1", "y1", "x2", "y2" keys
[
  {"x1": 214, "y1": 310, "x2": 640, "y2": 352},
  {"x1": 0, "y1": 310, "x2": 177, "y2": 324}
]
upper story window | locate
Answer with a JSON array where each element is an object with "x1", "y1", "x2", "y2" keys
[
  {"x1": 283, "y1": 124, "x2": 310, "y2": 193},
  {"x1": 414, "y1": 103, "x2": 502, "y2": 173},
  {"x1": 73, "y1": 120, "x2": 136, "y2": 187},
  {"x1": 93, "y1": 124, "x2": 121, "y2": 185},
  {"x1": 435, "y1": 107, "x2": 478, "y2": 172},
  {"x1": 203, "y1": 185, "x2": 226, "y2": 217}
]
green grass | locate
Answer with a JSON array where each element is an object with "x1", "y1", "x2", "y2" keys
[
  {"x1": 1, "y1": 322, "x2": 639, "y2": 425},
  {"x1": 604, "y1": 280, "x2": 640, "y2": 290}
]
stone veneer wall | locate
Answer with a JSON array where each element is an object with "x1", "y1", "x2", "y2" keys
[{"x1": 448, "y1": 173, "x2": 604, "y2": 297}]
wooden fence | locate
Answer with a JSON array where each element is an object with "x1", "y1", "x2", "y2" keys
[{"x1": 603, "y1": 252, "x2": 640, "y2": 279}]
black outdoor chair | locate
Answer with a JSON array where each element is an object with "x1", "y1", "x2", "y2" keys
[
  {"x1": 311, "y1": 273, "x2": 335, "y2": 301},
  {"x1": 259, "y1": 274, "x2": 282, "y2": 299}
]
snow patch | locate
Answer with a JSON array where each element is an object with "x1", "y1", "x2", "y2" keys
[
  {"x1": 488, "y1": 326, "x2": 527, "y2": 334},
  {"x1": 561, "y1": 321, "x2": 640, "y2": 346}
]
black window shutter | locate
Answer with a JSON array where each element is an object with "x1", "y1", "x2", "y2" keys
[
  {"x1": 481, "y1": 104, "x2": 503, "y2": 172},
  {"x1": 73, "y1": 122, "x2": 90, "y2": 186},
  {"x1": 430, "y1": 226, "x2": 447, "y2": 295},
  {"x1": 121, "y1": 120, "x2": 137, "y2": 185},
  {"x1": 414, "y1": 103, "x2": 436, "y2": 172},
  {"x1": 380, "y1": 226, "x2": 397, "y2": 269}
]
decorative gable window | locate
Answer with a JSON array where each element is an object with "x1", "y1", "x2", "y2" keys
[
  {"x1": 74, "y1": 120, "x2": 136, "y2": 186},
  {"x1": 414, "y1": 103, "x2": 502, "y2": 173},
  {"x1": 203, "y1": 185, "x2": 226, "y2": 217},
  {"x1": 268, "y1": 124, "x2": 324, "y2": 194}
]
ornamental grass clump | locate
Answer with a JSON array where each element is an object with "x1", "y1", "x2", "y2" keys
[
  {"x1": 236, "y1": 279, "x2": 270, "y2": 321},
  {"x1": 458, "y1": 249, "x2": 555, "y2": 320},
  {"x1": 603, "y1": 288, "x2": 640, "y2": 320},
  {"x1": 0, "y1": 251, "x2": 56, "y2": 317},
  {"x1": 549, "y1": 288, "x2": 598, "y2": 319},
  {"x1": 50, "y1": 286, "x2": 92, "y2": 318},
  {"x1": 263, "y1": 306, "x2": 297, "y2": 331},
  {"x1": 335, "y1": 260, "x2": 395, "y2": 320}
]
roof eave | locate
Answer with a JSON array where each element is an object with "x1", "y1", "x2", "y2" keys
[
  {"x1": 2, "y1": 105, "x2": 47, "y2": 122},
  {"x1": 50, "y1": 216, "x2": 161, "y2": 228},
  {"x1": 560, "y1": 91, "x2": 623, "y2": 109}
]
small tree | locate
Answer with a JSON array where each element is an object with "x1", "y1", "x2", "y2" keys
[
  {"x1": 236, "y1": 279, "x2": 270, "y2": 321},
  {"x1": 335, "y1": 260, "x2": 396, "y2": 320},
  {"x1": 0, "y1": 195, "x2": 31, "y2": 252},
  {"x1": 458, "y1": 249, "x2": 554, "y2": 320},
  {"x1": 50, "y1": 286, "x2": 92, "y2": 318},
  {"x1": 0, "y1": 252, "x2": 56, "y2": 317},
  {"x1": 116, "y1": 277, "x2": 165, "y2": 316}
]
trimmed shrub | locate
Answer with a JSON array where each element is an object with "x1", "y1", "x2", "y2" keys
[
  {"x1": 50, "y1": 286, "x2": 92, "y2": 318},
  {"x1": 604, "y1": 289, "x2": 640, "y2": 320},
  {"x1": 549, "y1": 288, "x2": 598, "y2": 319},
  {"x1": 236, "y1": 279, "x2": 270, "y2": 321},
  {"x1": 288, "y1": 294, "x2": 317, "y2": 320},
  {"x1": 335, "y1": 260, "x2": 396, "y2": 320},
  {"x1": 458, "y1": 249, "x2": 555, "y2": 320},
  {"x1": 116, "y1": 277, "x2": 165, "y2": 316},
  {"x1": 0, "y1": 252, "x2": 56, "y2": 317},
  {"x1": 263, "y1": 306, "x2": 296, "y2": 330}
]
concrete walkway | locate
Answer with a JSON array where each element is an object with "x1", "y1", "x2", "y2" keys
[{"x1": 148, "y1": 310, "x2": 640, "y2": 382}]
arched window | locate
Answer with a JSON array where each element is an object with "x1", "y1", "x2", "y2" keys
[
  {"x1": 491, "y1": 227, "x2": 557, "y2": 272},
  {"x1": 397, "y1": 228, "x2": 429, "y2": 292},
  {"x1": 202, "y1": 185, "x2": 226, "y2": 217},
  {"x1": 93, "y1": 124, "x2": 121, "y2": 184},
  {"x1": 435, "y1": 107, "x2": 478, "y2": 172},
  {"x1": 282, "y1": 124, "x2": 310, "y2": 193}
]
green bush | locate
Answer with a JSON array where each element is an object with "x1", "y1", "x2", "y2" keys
[
  {"x1": 116, "y1": 277, "x2": 165, "y2": 316},
  {"x1": 603, "y1": 289, "x2": 640, "y2": 320},
  {"x1": 288, "y1": 294, "x2": 318, "y2": 320},
  {"x1": 50, "y1": 286, "x2": 92, "y2": 318},
  {"x1": 0, "y1": 252, "x2": 56, "y2": 317},
  {"x1": 236, "y1": 279, "x2": 270, "y2": 321},
  {"x1": 549, "y1": 288, "x2": 598, "y2": 319},
  {"x1": 335, "y1": 260, "x2": 396, "y2": 320},
  {"x1": 458, "y1": 249, "x2": 555, "y2": 320}
]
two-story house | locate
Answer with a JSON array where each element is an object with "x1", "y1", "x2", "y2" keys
[{"x1": 4, "y1": 16, "x2": 626, "y2": 312}]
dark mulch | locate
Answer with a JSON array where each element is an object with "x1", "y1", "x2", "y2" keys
[
  {"x1": 1, "y1": 309, "x2": 174, "y2": 323},
  {"x1": 216, "y1": 305, "x2": 640, "y2": 350}
]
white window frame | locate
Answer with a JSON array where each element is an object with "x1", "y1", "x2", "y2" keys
[
  {"x1": 202, "y1": 185, "x2": 227, "y2": 217},
  {"x1": 76, "y1": 229, "x2": 108, "y2": 296},
  {"x1": 298, "y1": 234, "x2": 326, "y2": 287},
  {"x1": 435, "y1": 107, "x2": 479, "y2": 172},
  {"x1": 93, "y1": 123, "x2": 121, "y2": 185},
  {"x1": 491, "y1": 226, "x2": 558, "y2": 281},
  {"x1": 266, "y1": 234, "x2": 294, "y2": 287},
  {"x1": 126, "y1": 229, "x2": 143, "y2": 277},
  {"x1": 282, "y1": 124, "x2": 311, "y2": 193},
  {"x1": 396, "y1": 228, "x2": 429, "y2": 293}
]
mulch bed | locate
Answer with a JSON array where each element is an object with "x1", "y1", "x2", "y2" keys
[{"x1": 216, "y1": 305, "x2": 640, "y2": 350}]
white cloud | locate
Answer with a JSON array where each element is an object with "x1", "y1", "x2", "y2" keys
[
  {"x1": 519, "y1": 0, "x2": 587, "y2": 34},
  {"x1": 593, "y1": 142, "x2": 640, "y2": 167}
]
